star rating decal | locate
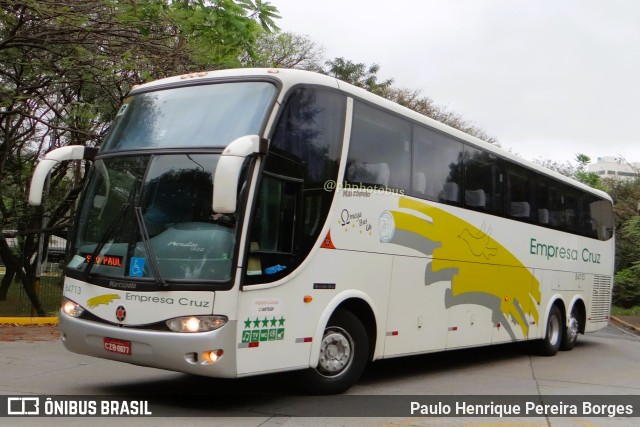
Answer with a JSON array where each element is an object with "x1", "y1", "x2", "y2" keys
[{"x1": 241, "y1": 315, "x2": 286, "y2": 343}]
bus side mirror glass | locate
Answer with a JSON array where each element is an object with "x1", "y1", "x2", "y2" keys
[
  {"x1": 93, "y1": 195, "x2": 106, "y2": 209},
  {"x1": 213, "y1": 135, "x2": 267, "y2": 214},
  {"x1": 29, "y1": 146, "x2": 98, "y2": 206}
]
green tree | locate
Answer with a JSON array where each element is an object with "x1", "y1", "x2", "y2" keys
[
  {"x1": 383, "y1": 86, "x2": 498, "y2": 144},
  {"x1": 573, "y1": 154, "x2": 603, "y2": 189},
  {"x1": 239, "y1": 31, "x2": 323, "y2": 69},
  {"x1": 0, "y1": 0, "x2": 279, "y2": 314},
  {"x1": 613, "y1": 216, "x2": 640, "y2": 308},
  {"x1": 594, "y1": 170, "x2": 640, "y2": 308},
  {"x1": 320, "y1": 58, "x2": 497, "y2": 144},
  {"x1": 321, "y1": 57, "x2": 394, "y2": 96},
  {"x1": 534, "y1": 154, "x2": 603, "y2": 190}
]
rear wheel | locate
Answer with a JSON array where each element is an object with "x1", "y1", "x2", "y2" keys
[
  {"x1": 300, "y1": 309, "x2": 369, "y2": 394},
  {"x1": 537, "y1": 305, "x2": 562, "y2": 356},
  {"x1": 560, "y1": 309, "x2": 579, "y2": 351}
]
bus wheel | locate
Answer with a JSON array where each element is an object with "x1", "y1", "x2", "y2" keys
[
  {"x1": 300, "y1": 309, "x2": 369, "y2": 394},
  {"x1": 560, "y1": 310, "x2": 579, "y2": 351},
  {"x1": 538, "y1": 305, "x2": 562, "y2": 356}
]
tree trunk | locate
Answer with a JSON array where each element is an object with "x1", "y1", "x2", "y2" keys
[
  {"x1": 0, "y1": 266, "x2": 15, "y2": 300},
  {"x1": 22, "y1": 273, "x2": 46, "y2": 317}
]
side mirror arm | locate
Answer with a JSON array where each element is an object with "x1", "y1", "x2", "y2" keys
[{"x1": 29, "y1": 146, "x2": 98, "y2": 206}]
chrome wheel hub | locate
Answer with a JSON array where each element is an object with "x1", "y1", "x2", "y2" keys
[{"x1": 318, "y1": 328, "x2": 353, "y2": 376}]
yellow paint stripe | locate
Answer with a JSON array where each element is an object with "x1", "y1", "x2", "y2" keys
[
  {"x1": 383, "y1": 423, "x2": 548, "y2": 427},
  {"x1": 0, "y1": 317, "x2": 58, "y2": 325}
]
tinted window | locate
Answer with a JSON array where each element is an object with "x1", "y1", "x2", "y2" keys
[
  {"x1": 506, "y1": 165, "x2": 535, "y2": 221},
  {"x1": 463, "y1": 146, "x2": 503, "y2": 214},
  {"x1": 271, "y1": 89, "x2": 345, "y2": 187},
  {"x1": 346, "y1": 102, "x2": 411, "y2": 192},
  {"x1": 247, "y1": 88, "x2": 346, "y2": 283},
  {"x1": 412, "y1": 126, "x2": 463, "y2": 203}
]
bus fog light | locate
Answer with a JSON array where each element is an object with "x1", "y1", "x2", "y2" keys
[
  {"x1": 62, "y1": 298, "x2": 85, "y2": 318},
  {"x1": 202, "y1": 350, "x2": 224, "y2": 364},
  {"x1": 166, "y1": 315, "x2": 228, "y2": 333}
]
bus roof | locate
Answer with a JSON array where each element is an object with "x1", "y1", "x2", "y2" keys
[{"x1": 131, "y1": 68, "x2": 612, "y2": 202}]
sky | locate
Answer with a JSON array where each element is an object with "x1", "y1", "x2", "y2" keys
[{"x1": 270, "y1": 0, "x2": 640, "y2": 165}]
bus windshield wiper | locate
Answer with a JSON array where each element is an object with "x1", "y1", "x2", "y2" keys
[
  {"x1": 134, "y1": 206, "x2": 169, "y2": 289},
  {"x1": 83, "y1": 203, "x2": 129, "y2": 279}
]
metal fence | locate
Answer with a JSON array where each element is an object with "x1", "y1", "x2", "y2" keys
[{"x1": 0, "y1": 234, "x2": 66, "y2": 317}]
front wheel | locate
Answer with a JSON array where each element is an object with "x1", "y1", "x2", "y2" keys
[
  {"x1": 299, "y1": 309, "x2": 369, "y2": 394},
  {"x1": 537, "y1": 305, "x2": 562, "y2": 356}
]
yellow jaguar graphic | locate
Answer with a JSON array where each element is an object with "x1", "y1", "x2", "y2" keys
[{"x1": 388, "y1": 197, "x2": 541, "y2": 338}]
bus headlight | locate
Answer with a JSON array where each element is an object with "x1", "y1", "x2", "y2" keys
[
  {"x1": 62, "y1": 298, "x2": 85, "y2": 318},
  {"x1": 166, "y1": 315, "x2": 228, "y2": 333}
]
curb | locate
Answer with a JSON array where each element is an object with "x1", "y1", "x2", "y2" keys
[
  {"x1": 0, "y1": 317, "x2": 58, "y2": 325},
  {"x1": 610, "y1": 316, "x2": 640, "y2": 334}
]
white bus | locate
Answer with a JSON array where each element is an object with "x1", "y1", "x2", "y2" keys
[{"x1": 29, "y1": 69, "x2": 614, "y2": 394}]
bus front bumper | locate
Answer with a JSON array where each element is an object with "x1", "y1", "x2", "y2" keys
[{"x1": 59, "y1": 313, "x2": 238, "y2": 378}]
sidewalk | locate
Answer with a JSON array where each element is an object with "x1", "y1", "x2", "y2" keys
[{"x1": 610, "y1": 314, "x2": 640, "y2": 334}]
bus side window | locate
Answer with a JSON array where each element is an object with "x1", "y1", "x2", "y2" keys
[
  {"x1": 463, "y1": 146, "x2": 503, "y2": 215},
  {"x1": 506, "y1": 165, "x2": 534, "y2": 221},
  {"x1": 346, "y1": 101, "x2": 411, "y2": 193},
  {"x1": 248, "y1": 174, "x2": 301, "y2": 278},
  {"x1": 412, "y1": 125, "x2": 463, "y2": 203}
]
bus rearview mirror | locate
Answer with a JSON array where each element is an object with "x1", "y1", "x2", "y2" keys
[
  {"x1": 213, "y1": 135, "x2": 267, "y2": 214},
  {"x1": 29, "y1": 146, "x2": 98, "y2": 206}
]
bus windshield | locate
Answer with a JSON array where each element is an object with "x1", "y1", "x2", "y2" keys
[
  {"x1": 101, "y1": 81, "x2": 276, "y2": 151},
  {"x1": 65, "y1": 80, "x2": 278, "y2": 286},
  {"x1": 68, "y1": 153, "x2": 235, "y2": 284}
]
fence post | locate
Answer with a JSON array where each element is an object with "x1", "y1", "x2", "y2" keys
[{"x1": 31, "y1": 175, "x2": 50, "y2": 317}]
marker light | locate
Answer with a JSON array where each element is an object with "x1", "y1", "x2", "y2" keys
[
  {"x1": 166, "y1": 315, "x2": 228, "y2": 333},
  {"x1": 62, "y1": 298, "x2": 85, "y2": 318},
  {"x1": 202, "y1": 350, "x2": 224, "y2": 364}
]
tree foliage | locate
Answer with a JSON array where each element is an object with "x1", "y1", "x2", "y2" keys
[
  {"x1": 534, "y1": 154, "x2": 640, "y2": 308},
  {"x1": 321, "y1": 57, "x2": 394, "y2": 96},
  {"x1": 317, "y1": 58, "x2": 497, "y2": 144},
  {"x1": 239, "y1": 31, "x2": 323, "y2": 69},
  {"x1": 534, "y1": 154, "x2": 603, "y2": 190},
  {"x1": 608, "y1": 179, "x2": 640, "y2": 307},
  {"x1": 0, "y1": 1, "x2": 502, "y2": 314},
  {"x1": 0, "y1": 0, "x2": 278, "y2": 314},
  {"x1": 383, "y1": 86, "x2": 498, "y2": 144}
]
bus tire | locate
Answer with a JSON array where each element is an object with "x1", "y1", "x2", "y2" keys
[
  {"x1": 560, "y1": 309, "x2": 579, "y2": 351},
  {"x1": 300, "y1": 309, "x2": 369, "y2": 394},
  {"x1": 537, "y1": 305, "x2": 562, "y2": 356}
]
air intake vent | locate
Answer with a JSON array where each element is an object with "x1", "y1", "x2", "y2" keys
[{"x1": 591, "y1": 275, "x2": 612, "y2": 323}]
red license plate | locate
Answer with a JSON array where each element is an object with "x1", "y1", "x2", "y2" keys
[{"x1": 103, "y1": 337, "x2": 132, "y2": 356}]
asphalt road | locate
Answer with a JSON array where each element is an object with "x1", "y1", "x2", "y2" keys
[{"x1": 1, "y1": 322, "x2": 639, "y2": 427}]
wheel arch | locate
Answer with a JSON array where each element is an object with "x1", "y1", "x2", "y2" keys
[
  {"x1": 542, "y1": 295, "x2": 567, "y2": 331},
  {"x1": 308, "y1": 291, "x2": 379, "y2": 369}
]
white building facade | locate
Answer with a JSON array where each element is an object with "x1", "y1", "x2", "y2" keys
[{"x1": 588, "y1": 156, "x2": 639, "y2": 180}]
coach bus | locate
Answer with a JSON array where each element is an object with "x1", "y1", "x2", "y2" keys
[{"x1": 29, "y1": 68, "x2": 614, "y2": 394}]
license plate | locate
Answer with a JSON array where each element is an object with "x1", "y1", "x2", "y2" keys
[{"x1": 103, "y1": 337, "x2": 132, "y2": 356}]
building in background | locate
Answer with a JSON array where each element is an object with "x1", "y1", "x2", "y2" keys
[{"x1": 588, "y1": 156, "x2": 640, "y2": 180}]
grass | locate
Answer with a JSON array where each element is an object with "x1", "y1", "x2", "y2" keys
[
  {"x1": 0, "y1": 272, "x2": 63, "y2": 317},
  {"x1": 611, "y1": 305, "x2": 640, "y2": 316}
]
